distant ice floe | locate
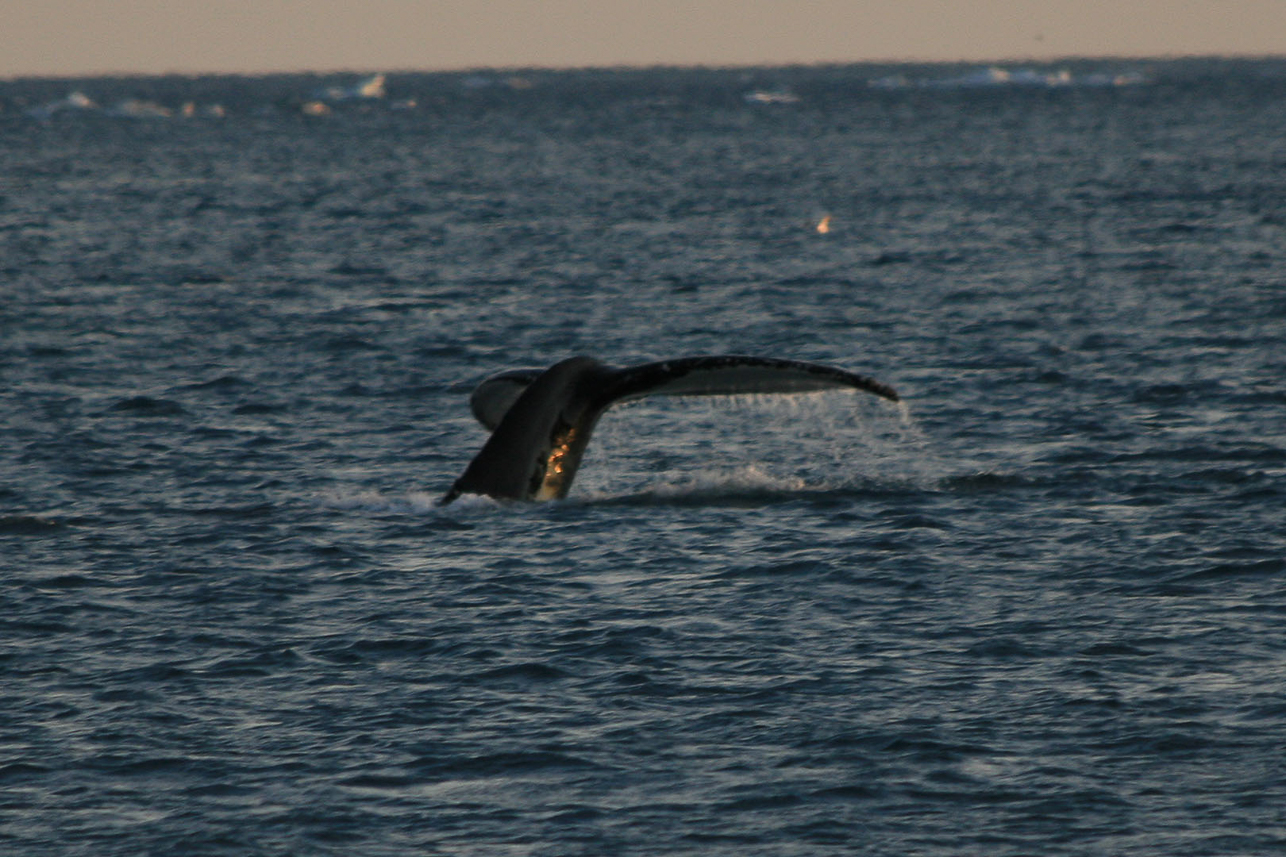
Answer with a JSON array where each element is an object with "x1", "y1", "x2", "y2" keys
[
  {"x1": 25, "y1": 88, "x2": 227, "y2": 120},
  {"x1": 105, "y1": 98, "x2": 172, "y2": 118},
  {"x1": 743, "y1": 88, "x2": 801, "y2": 105},
  {"x1": 311, "y1": 72, "x2": 386, "y2": 102},
  {"x1": 868, "y1": 66, "x2": 1149, "y2": 91},
  {"x1": 301, "y1": 72, "x2": 390, "y2": 115},
  {"x1": 20, "y1": 72, "x2": 401, "y2": 122},
  {"x1": 24, "y1": 90, "x2": 97, "y2": 119}
]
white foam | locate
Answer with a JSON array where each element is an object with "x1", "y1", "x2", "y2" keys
[
  {"x1": 569, "y1": 388, "x2": 947, "y2": 501},
  {"x1": 316, "y1": 490, "x2": 489, "y2": 515}
]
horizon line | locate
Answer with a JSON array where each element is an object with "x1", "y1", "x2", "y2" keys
[{"x1": 5, "y1": 51, "x2": 1284, "y2": 83}]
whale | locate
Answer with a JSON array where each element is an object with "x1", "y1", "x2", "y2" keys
[{"x1": 439, "y1": 355, "x2": 899, "y2": 504}]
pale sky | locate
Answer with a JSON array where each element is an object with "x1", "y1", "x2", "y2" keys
[{"x1": 2, "y1": 1, "x2": 1284, "y2": 78}]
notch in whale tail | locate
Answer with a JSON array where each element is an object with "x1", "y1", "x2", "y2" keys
[{"x1": 440, "y1": 355, "x2": 899, "y2": 504}]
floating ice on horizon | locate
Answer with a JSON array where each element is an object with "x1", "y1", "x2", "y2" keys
[
  {"x1": 355, "y1": 73, "x2": 386, "y2": 99},
  {"x1": 25, "y1": 90, "x2": 97, "y2": 119},
  {"x1": 106, "y1": 99, "x2": 172, "y2": 119},
  {"x1": 24, "y1": 90, "x2": 224, "y2": 121},
  {"x1": 1082, "y1": 71, "x2": 1150, "y2": 87},
  {"x1": 869, "y1": 66, "x2": 1148, "y2": 91},
  {"x1": 744, "y1": 89, "x2": 800, "y2": 104},
  {"x1": 927, "y1": 66, "x2": 1072, "y2": 89},
  {"x1": 312, "y1": 73, "x2": 386, "y2": 102}
]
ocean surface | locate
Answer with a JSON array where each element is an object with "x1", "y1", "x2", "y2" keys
[{"x1": 3, "y1": 59, "x2": 1285, "y2": 855}]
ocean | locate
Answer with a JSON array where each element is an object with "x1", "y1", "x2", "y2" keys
[{"x1": 3, "y1": 59, "x2": 1285, "y2": 855}]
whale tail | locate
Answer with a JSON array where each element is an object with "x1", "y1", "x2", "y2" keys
[{"x1": 441, "y1": 355, "x2": 899, "y2": 504}]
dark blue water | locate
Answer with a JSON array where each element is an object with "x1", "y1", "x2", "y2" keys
[{"x1": 3, "y1": 60, "x2": 1286, "y2": 855}]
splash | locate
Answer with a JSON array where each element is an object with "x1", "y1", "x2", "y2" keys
[
  {"x1": 573, "y1": 389, "x2": 939, "y2": 501},
  {"x1": 317, "y1": 490, "x2": 467, "y2": 515},
  {"x1": 580, "y1": 464, "x2": 810, "y2": 505}
]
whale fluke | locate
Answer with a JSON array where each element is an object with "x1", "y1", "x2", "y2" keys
[{"x1": 441, "y1": 355, "x2": 899, "y2": 504}]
